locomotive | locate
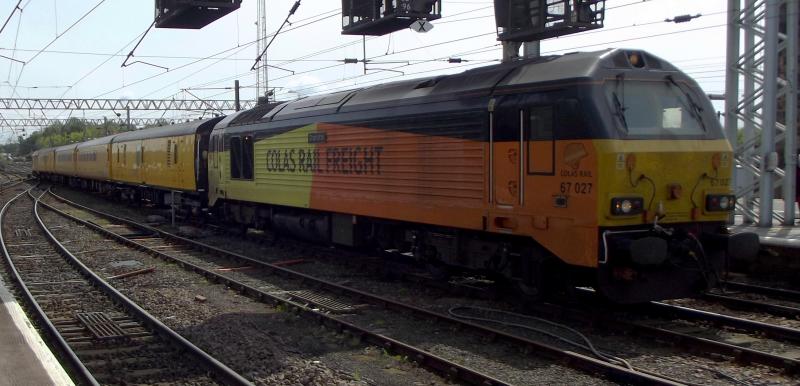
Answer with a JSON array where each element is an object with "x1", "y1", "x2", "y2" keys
[{"x1": 32, "y1": 48, "x2": 759, "y2": 303}]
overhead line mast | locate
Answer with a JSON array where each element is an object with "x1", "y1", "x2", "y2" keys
[{"x1": 256, "y1": 0, "x2": 268, "y2": 100}]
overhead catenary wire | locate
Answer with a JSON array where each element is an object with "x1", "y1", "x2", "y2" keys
[
  {"x1": 176, "y1": 4, "x2": 719, "y2": 100},
  {"x1": 180, "y1": 13, "x2": 506, "y2": 95},
  {"x1": 184, "y1": 17, "x2": 727, "y2": 103},
  {"x1": 96, "y1": 7, "x2": 340, "y2": 100},
  {"x1": 4, "y1": 1, "x2": 726, "y2": 127},
  {"x1": 138, "y1": 3, "x2": 505, "y2": 101},
  {"x1": 0, "y1": 0, "x2": 23, "y2": 37},
  {"x1": 139, "y1": 8, "x2": 341, "y2": 99},
  {"x1": 55, "y1": 31, "x2": 152, "y2": 104},
  {"x1": 11, "y1": 0, "x2": 107, "y2": 100},
  {"x1": 276, "y1": 24, "x2": 724, "y2": 101},
  {"x1": 16, "y1": 0, "x2": 106, "y2": 68},
  {"x1": 120, "y1": 20, "x2": 157, "y2": 68},
  {"x1": 6, "y1": 0, "x2": 33, "y2": 95},
  {"x1": 268, "y1": 14, "x2": 727, "y2": 100},
  {"x1": 250, "y1": 0, "x2": 301, "y2": 71}
]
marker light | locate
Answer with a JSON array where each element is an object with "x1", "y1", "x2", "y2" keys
[
  {"x1": 611, "y1": 197, "x2": 644, "y2": 216},
  {"x1": 705, "y1": 194, "x2": 736, "y2": 212}
]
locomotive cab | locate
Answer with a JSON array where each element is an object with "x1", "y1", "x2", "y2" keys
[
  {"x1": 486, "y1": 49, "x2": 758, "y2": 303},
  {"x1": 585, "y1": 51, "x2": 759, "y2": 302}
]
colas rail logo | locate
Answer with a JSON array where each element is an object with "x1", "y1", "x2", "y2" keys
[{"x1": 563, "y1": 143, "x2": 588, "y2": 170}]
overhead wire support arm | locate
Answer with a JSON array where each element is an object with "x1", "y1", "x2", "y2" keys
[
  {"x1": 125, "y1": 60, "x2": 168, "y2": 71},
  {"x1": 0, "y1": 0, "x2": 23, "y2": 36},
  {"x1": 254, "y1": 62, "x2": 295, "y2": 74},
  {"x1": 251, "y1": 0, "x2": 301, "y2": 71},
  {"x1": 183, "y1": 89, "x2": 224, "y2": 114},
  {"x1": 0, "y1": 54, "x2": 24, "y2": 64},
  {"x1": 121, "y1": 19, "x2": 156, "y2": 68}
]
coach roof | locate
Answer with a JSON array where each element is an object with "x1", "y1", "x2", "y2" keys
[
  {"x1": 76, "y1": 134, "x2": 116, "y2": 149},
  {"x1": 112, "y1": 118, "x2": 219, "y2": 143},
  {"x1": 54, "y1": 143, "x2": 78, "y2": 153}
]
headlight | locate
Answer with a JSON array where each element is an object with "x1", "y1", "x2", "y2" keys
[
  {"x1": 611, "y1": 197, "x2": 644, "y2": 216},
  {"x1": 705, "y1": 194, "x2": 736, "y2": 212}
]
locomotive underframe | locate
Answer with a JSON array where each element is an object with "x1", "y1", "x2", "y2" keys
[
  {"x1": 597, "y1": 222, "x2": 758, "y2": 303},
  {"x1": 36, "y1": 173, "x2": 205, "y2": 216},
  {"x1": 216, "y1": 197, "x2": 596, "y2": 294},
  {"x1": 217, "y1": 197, "x2": 762, "y2": 303}
]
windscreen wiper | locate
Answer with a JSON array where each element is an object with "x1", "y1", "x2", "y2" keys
[
  {"x1": 665, "y1": 75, "x2": 706, "y2": 131},
  {"x1": 614, "y1": 74, "x2": 629, "y2": 130},
  {"x1": 612, "y1": 91, "x2": 628, "y2": 130}
]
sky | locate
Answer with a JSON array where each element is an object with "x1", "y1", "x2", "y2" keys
[{"x1": 0, "y1": 0, "x2": 729, "y2": 142}]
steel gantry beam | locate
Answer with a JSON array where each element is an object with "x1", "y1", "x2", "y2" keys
[
  {"x1": 0, "y1": 118, "x2": 185, "y2": 127},
  {"x1": 0, "y1": 98, "x2": 256, "y2": 111},
  {"x1": 725, "y1": 0, "x2": 799, "y2": 226}
]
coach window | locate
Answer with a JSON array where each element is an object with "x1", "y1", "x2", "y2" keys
[
  {"x1": 527, "y1": 106, "x2": 555, "y2": 174},
  {"x1": 230, "y1": 136, "x2": 242, "y2": 179}
]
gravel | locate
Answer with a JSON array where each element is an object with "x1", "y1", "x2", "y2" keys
[
  {"x1": 38, "y1": 206, "x2": 454, "y2": 386},
  {"x1": 49, "y1": 185, "x2": 800, "y2": 385}
]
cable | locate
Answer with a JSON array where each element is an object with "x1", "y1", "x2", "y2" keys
[
  {"x1": 251, "y1": 0, "x2": 301, "y2": 71},
  {"x1": 12, "y1": 0, "x2": 107, "y2": 99},
  {"x1": 0, "y1": 0, "x2": 23, "y2": 36},
  {"x1": 19, "y1": 0, "x2": 106, "y2": 68},
  {"x1": 92, "y1": 40, "x2": 257, "y2": 99},
  {"x1": 543, "y1": 24, "x2": 726, "y2": 55},
  {"x1": 447, "y1": 305, "x2": 742, "y2": 386},
  {"x1": 121, "y1": 20, "x2": 156, "y2": 68},
  {"x1": 607, "y1": 0, "x2": 658, "y2": 11},
  {"x1": 135, "y1": 3, "x2": 528, "y2": 99},
  {"x1": 269, "y1": 20, "x2": 726, "y2": 100},
  {"x1": 98, "y1": 7, "x2": 340, "y2": 100},
  {"x1": 59, "y1": 31, "x2": 148, "y2": 100},
  {"x1": 5, "y1": 3, "x2": 24, "y2": 84}
]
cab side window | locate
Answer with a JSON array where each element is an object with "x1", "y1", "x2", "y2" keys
[
  {"x1": 527, "y1": 105, "x2": 555, "y2": 174},
  {"x1": 242, "y1": 135, "x2": 254, "y2": 180},
  {"x1": 209, "y1": 135, "x2": 216, "y2": 168},
  {"x1": 230, "y1": 136, "x2": 242, "y2": 178}
]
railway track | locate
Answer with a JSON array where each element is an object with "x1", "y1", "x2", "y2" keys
[
  {"x1": 0, "y1": 186, "x2": 250, "y2": 386},
  {"x1": 643, "y1": 300, "x2": 800, "y2": 343},
  {"x1": 700, "y1": 291, "x2": 800, "y2": 319},
  {"x1": 41, "y1": 188, "x2": 683, "y2": 385},
  {"x1": 721, "y1": 280, "x2": 800, "y2": 302}
]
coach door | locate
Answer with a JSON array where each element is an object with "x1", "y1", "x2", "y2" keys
[{"x1": 491, "y1": 98, "x2": 524, "y2": 209}]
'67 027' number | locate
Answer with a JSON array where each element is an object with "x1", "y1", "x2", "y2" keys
[{"x1": 560, "y1": 182, "x2": 593, "y2": 195}]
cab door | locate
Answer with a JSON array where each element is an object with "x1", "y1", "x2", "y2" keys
[
  {"x1": 208, "y1": 132, "x2": 224, "y2": 205},
  {"x1": 492, "y1": 100, "x2": 524, "y2": 209}
]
